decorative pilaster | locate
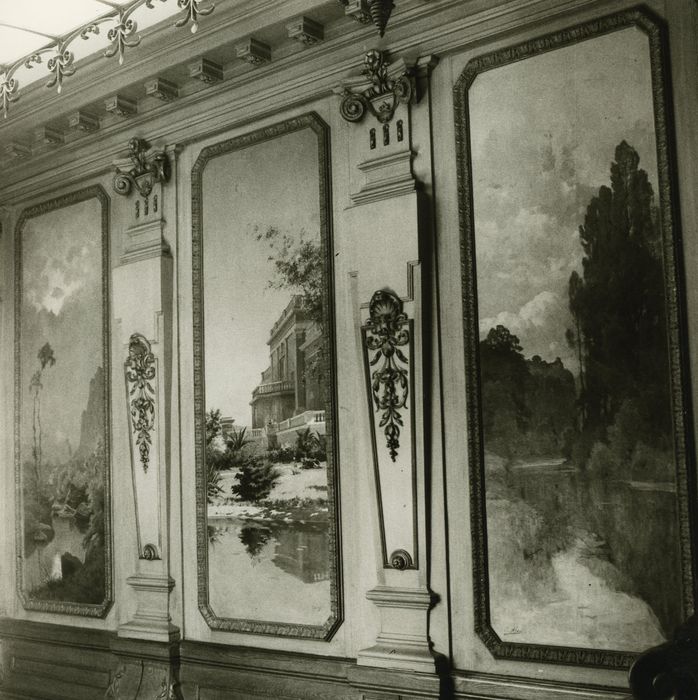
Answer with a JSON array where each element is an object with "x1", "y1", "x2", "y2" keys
[
  {"x1": 112, "y1": 138, "x2": 179, "y2": 645},
  {"x1": 340, "y1": 52, "x2": 439, "y2": 673}
]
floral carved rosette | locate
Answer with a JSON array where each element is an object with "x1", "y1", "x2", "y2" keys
[
  {"x1": 364, "y1": 289, "x2": 410, "y2": 461},
  {"x1": 124, "y1": 333, "x2": 156, "y2": 472}
]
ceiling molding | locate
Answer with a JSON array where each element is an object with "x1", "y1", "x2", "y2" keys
[{"x1": 0, "y1": 0, "x2": 616, "y2": 200}]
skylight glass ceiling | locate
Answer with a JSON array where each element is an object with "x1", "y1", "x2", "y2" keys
[{"x1": 0, "y1": 0, "x2": 206, "y2": 114}]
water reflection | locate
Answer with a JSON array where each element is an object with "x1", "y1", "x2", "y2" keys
[
  {"x1": 238, "y1": 524, "x2": 272, "y2": 559},
  {"x1": 207, "y1": 516, "x2": 330, "y2": 624},
  {"x1": 490, "y1": 460, "x2": 681, "y2": 644},
  {"x1": 208, "y1": 519, "x2": 329, "y2": 583}
]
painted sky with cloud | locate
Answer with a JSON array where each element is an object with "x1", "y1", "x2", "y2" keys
[
  {"x1": 470, "y1": 27, "x2": 658, "y2": 375},
  {"x1": 202, "y1": 127, "x2": 321, "y2": 425},
  {"x1": 20, "y1": 198, "x2": 104, "y2": 461}
]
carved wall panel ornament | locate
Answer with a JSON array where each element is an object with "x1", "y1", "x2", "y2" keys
[
  {"x1": 361, "y1": 288, "x2": 417, "y2": 570},
  {"x1": 125, "y1": 333, "x2": 156, "y2": 474},
  {"x1": 122, "y1": 331, "x2": 163, "y2": 564},
  {"x1": 339, "y1": 50, "x2": 415, "y2": 124},
  {"x1": 113, "y1": 138, "x2": 170, "y2": 198},
  {"x1": 364, "y1": 289, "x2": 410, "y2": 461}
]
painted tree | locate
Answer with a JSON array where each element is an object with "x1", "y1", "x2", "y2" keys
[
  {"x1": 258, "y1": 225, "x2": 327, "y2": 392},
  {"x1": 567, "y1": 140, "x2": 669, "y2": 440},
  {"x1": 479, "y1": 325, "x2": 530, "y2": 460},
  {"x1": 29, "y1": 342, "x2": 56, "y2": 482},
  {"x1": 257, "y1": 226, "x2": 324, "y2": 329}
]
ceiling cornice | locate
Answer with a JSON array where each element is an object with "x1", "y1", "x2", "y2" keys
[{"x1": 0, "y1": 0, "x2": 613, "y2": 201}]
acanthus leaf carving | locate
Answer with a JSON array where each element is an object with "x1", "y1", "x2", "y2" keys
[
  {"x1": 125, "y1": 333, "x2": 156, "y2": 473},
  {"x1": 113, "y1": 138, "x2": 170, "y2": 198},
  {"x1": 339, "y1": 50, "x2": 414, "y2": 125},
  {"x1": 364, "y1": 289, "x2": 410, "y2": 461},
  {"x1": 104, "y1": 664, "x2": 126, "y2": 699}
]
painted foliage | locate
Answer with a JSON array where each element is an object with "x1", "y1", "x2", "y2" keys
[
  {"x1": 456, "y1": 11, "x2": 695, "y2": 665},
  {"x1": 15, "y1": 188, "x2": 111, "y2": 616},
  {"x1": 193, "y1": 115, "x2": 341, "y2": 638}
]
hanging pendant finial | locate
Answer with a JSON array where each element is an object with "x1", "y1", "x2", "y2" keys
[{"x1": 368, "y1": 0, "x2": 395, "y2": 37}]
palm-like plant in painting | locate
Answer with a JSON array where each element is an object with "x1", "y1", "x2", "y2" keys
[{"x1": 29, "y1": 342, "x2": 56, "y2": 482}]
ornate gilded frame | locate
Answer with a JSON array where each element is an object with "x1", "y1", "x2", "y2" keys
[
  {"x1": 191, "y1": 113, "x2": 343, "y2": 639},
  {"x1": 454, "y1": 7, "x2": 697, "y2": 668},
  {"x1": 14, "y1": 185, "x2": 113, "y2": 617}
]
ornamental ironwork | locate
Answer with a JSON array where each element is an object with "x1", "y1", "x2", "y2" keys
[
  {"x1": 125, "y1": 333, "x2": 156, "y2": 473},
  {"x1": 113, "y1": 138, "x2": 170, "y2": 198},
  {"x1": 339, "y1": 50, "x2": 414, "y2": 124},
  {"x1": 0, "y1": 0, "x2": 214, "y2": 119},
  {"x1": 364, "y1": 289, "x2": 410, "y2": 461}
]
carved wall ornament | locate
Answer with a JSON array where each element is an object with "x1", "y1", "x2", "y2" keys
[
  {"x1": 144, "y1": 77, "x2": 180, "y2": 101},
  {"x1": 363, "y1": 289, "x2": 410, "y2": 461},
  {"x1": 367, "y1": 0, "x2": 395, "y2": 37},
  {"x1": 105, "y1": 94, "x2": 137, "y2": 117},
  {"x1": 338, "y1": 0, "x2": 369, "y2": 24},
  {"x1": 105, "y1": 664, "x2": 126, "y2": 699},
  {"x1": 235, "y1": 38, "x2": 272, "y2": 66},
  {"x1": 157, "y1": 675, "x2": 181, "y2": 700},
  {"x1": 3, "y1": 142, "x2": 31, "y2": 160},
  {"x1": 113, "y1": 138, "x2": 170, "y2": 198},
  {"x1": 68, "y1": 110, "x2": 100, "y2": 132},
  {"x1": 337, "y1": 0, "x2": 394, "y2": 36},
  {"x1": 286, "y1": 16, "x2": 324, "y2": 46},
  {"x1": 125, "y1": 333, "x2": 156, "y2": 473},
  {"x1": 34, "y1": 126, "x2": 64, "y2": 147},
  {"x1": 339, "y1": 50, "x2": 414, "y2": 124},
  {"x1": 389, "y1": 548, "x2": 413, "y2": 570},
  {"x1": 141, "y1": 543, "x2": 161, "y2": 560},
  {"x1": 189, "y1": 58, "x2": 223, "y2": 83}
]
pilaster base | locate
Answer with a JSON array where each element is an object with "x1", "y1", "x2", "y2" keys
[
  {"x1": 118, "y1": 573, "x2": 179, "y2": 643},
  {"x1": 358, "y1": 585, "x2": 436, "y2": 673}
]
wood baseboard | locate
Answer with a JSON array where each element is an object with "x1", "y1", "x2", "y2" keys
[{"x1": 0, "y1": 619, "x2": 632, "y2": 700}]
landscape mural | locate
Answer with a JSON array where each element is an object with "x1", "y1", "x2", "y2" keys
[
  {"x1": 461, "y1": 22, "x2": 690, "y2": 656},
  {"x1": 16, "y1": 190, "x2": 110, "y2": 614},
  {"x1": 195, "y1": 117, "x2": 339, "y2": 635}
]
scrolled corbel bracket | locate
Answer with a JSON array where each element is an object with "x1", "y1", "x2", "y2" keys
[
  {"x1": 337, "y1": 50, "x2": 417, "y2": 125},
  {"x1": 113, "y1": 137, "x2": 170, "y2": 198}
]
